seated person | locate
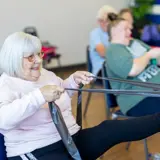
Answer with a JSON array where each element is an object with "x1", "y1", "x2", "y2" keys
[
  {"x1": 89, "y1": 5, "x2": 117, "y2": 77},
  {"x1": 106, "y1": 13, "x2": 160, "y2": 117},
  {"x1": 1, "y1": 32, "x2": 160, "y2": 160}
]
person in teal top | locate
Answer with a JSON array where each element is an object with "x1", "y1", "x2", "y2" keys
[
  {"x1": 106, "y1": 13, "x2": 160, "y2": 116},
  {"x1": 89, "y1": 5, "x2": 117, "y2": 76}
]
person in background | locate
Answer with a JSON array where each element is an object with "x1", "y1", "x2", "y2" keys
[
  {"x1": 89, "y1": 5, "x2": 117, "y2": 78},
  {"x1": 106, "y1": 13, "x2": 160, "y2": 117}
]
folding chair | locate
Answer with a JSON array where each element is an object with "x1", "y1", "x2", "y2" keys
[
  {"x1": 101, "y1": 62, "x2": 150, "y2": 160},
  {"x1": 83, "y1": 46, "x2": 103, "y2": 117},
  {"x1": 24, "y1": 26, "x2": 38, "y2": 37}
]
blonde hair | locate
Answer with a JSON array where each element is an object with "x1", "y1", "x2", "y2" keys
[
  {"x1": 97, "y1": 5, "x2": 117, "y2": 21},
  {"x1": 0, "y1": 32, "x2": 42, "y2": 77}
]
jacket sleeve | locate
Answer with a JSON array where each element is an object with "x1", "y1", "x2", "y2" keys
[{"x1": 0, "y1": 88, "x2": 45, "y2": 130}]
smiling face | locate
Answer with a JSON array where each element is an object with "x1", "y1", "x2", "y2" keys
[
  {"x1": 0, "y1": 32, "x2": 43, "y2": 80},
  {"x1": 22, "y1": 52, "x2": 43, "y2": 81}
]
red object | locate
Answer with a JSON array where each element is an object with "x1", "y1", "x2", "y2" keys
[{"x1": 42, "y1": 46, "x2": 57, "y2": 59}]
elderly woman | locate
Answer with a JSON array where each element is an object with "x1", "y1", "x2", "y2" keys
[
  {"x1": 89, "y1": 5, "x2": 117, "y2": 77},
  {"x1": 0, "y1": 32, "x2": 160, "y2": 160},
  {"x1": 106, "y1": 13, "x2": 160, "y2": 117}
]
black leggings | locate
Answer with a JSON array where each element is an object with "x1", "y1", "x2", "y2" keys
[{"x1": 8, "y1": 113, "x2": 160, "y2": 160}]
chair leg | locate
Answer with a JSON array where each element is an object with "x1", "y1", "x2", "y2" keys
[
  {"x1": 126, "y1": 142, "x2": 131, "y2": 150},
  {"x1": 143, "y1": 139, "x2": 149, "y2": 160},
  {"x1": 83, "y1": 92, "x2": 92, "y2": 118},
  {"x1": 42, "y1": 60, "x2": 47, "y2": 68},
  {"x1": 125, "y1": 139, "x2": 149, "y2": 160},
  {"x1": 57, "y1": 57, "x2": 61, "y2": 67},
  {"x1": 83, "y1": 83, "x2": 94, "y2": 118},
  {"x1": 106, "y1": 105, "x2": 111, "y2": 120}
]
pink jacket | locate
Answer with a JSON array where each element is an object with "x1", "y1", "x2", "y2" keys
[{"x1": 0, "y1": 69, "x2": 80, "y2": 157}]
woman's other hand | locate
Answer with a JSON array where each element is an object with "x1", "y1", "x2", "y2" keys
[{"x1": 40, "y1": 85, "x2": 64, "y2": 102}]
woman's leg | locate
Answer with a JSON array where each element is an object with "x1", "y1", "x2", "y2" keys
[
  {"x1": 74, "y1": 113, "x2": 160, "y2": 160},
  {"x1": 127, "y1": 97, "x2": 160, "y2": 116}
]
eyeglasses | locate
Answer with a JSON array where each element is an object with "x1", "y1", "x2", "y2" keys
[{"x1": 24, "y1": 52, "x2": 44, "y2": 62}]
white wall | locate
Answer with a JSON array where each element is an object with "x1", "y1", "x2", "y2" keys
[{"x1": 0, "y1": 0, "x2": 130, "y2": 67}]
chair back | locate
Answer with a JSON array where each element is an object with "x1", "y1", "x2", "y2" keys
[
  {"x1": 24, "y1": 26, "x2": 38, "y2": 37},
  {"x1": 101, "y1": 62, "x2": 118, "y2": 108},
  {"x1": 0, "y1": 134, "x2": 6, "y2": 160},
  {"x1": 86, "y1": 46, "x2": 92, "y2": 73}
]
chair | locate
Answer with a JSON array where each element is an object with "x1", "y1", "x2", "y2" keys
[
  {"x1": 0, "y1": 133, "x2": 6, "y2": 160},
  {"x1": 101, "y1": 62, "x2": 149, "y2": 160},
  {"x1": 24, "y1": 26, "x2": 38, "y2": 37},
  {"x1": 83, "y1": 46, "x2": 103, "y2": 117}
]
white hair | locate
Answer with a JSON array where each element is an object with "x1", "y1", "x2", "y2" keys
[
  {"x1": 97, "y1": 5, "x2": 117, "y2": 21},
  {"x1": 0, "y1": 32, "x2": 42, "y2": 77}
]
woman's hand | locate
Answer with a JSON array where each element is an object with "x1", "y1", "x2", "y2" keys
[
  {"x1": 40, "y1": 85, "x2": 64, "y2": 102},
  {"x1": 73, "y1": 71, "x2": 94, "y2": 85}
]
